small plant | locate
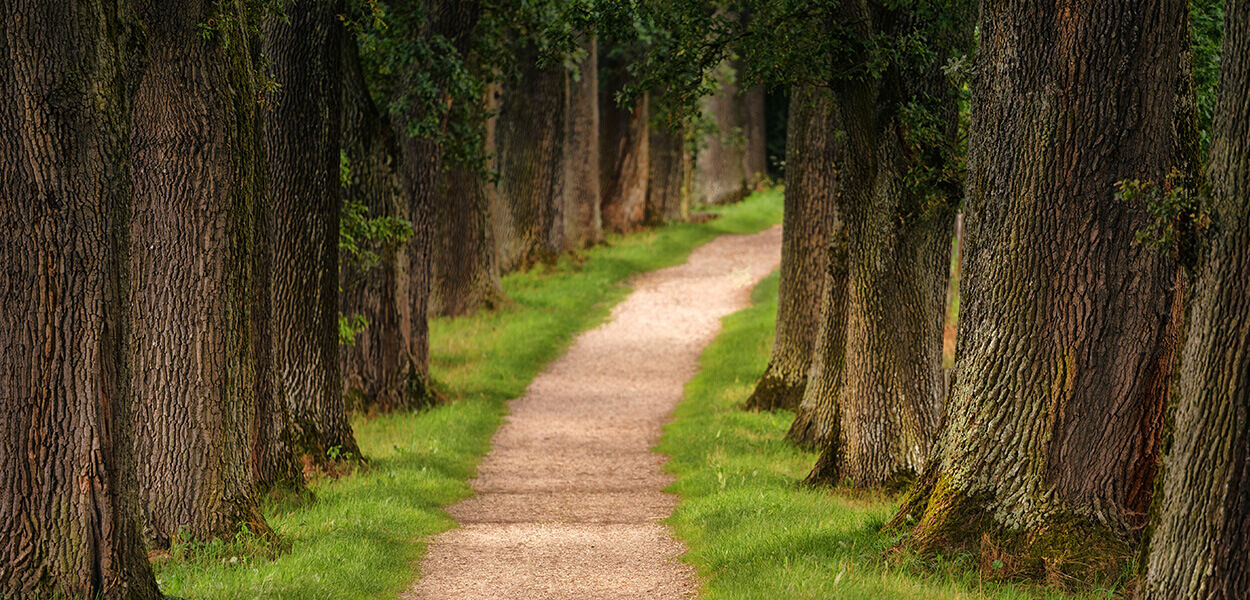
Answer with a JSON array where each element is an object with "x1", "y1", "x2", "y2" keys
[{"x1": 1117, "y1": 168, "x2": 1211, "y2": 265}]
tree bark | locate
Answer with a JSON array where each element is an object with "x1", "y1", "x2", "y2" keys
[
  {"x1": 693, "y1": 61, "x2": 750, "y2": 206},
  {"x1": 646, "y1": 121, "x2": 689, "y2": 225},
  {"x1": 564, "y1": 36, "x2": 603, "y2": 247},
  {"x1": 599, "y1": 47, "x2": 650, "y2": 233},
  {"x1": 127, "y1": 0, "x2": 271, "y2": 546},
  {"x1": 392, "y1": 0, "x2": 480, "y2": 403},
  {"x1": 786, "y1": 224, "x2": 849, "y2": 449},
  {"x1": 895, "y1": 0, "x2": 1195, "y2": 579},
  {"x1": 745, "y1": 87, "x2": 834, "y2": 412},
  {"x1": 264, "y1": 0, "x2": 358, "y2": 465},
  {"x1": 429, "y1": 144, "x2": 503, "y2": 317},
  {"x1": 0, "y1": 1, "x2": 160, "y2": 596},
  {"x1": 493, "y1": 48, "x2": 568, "y2": 270},
  {"x1": 1144, "y1": 0, "x2": 1250, "y2": 596},
  {"x1": 339, "y1": 28, "x2": 412, "y2": 410}
]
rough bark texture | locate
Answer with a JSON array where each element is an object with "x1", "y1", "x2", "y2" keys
[
  {"x1": 896, "y1": 0, "x2": 1194, "y2": 578},
  {"x1": 1144, "y1": 0, "x2": 1250, "y2": 596},
  {"x1": 563, "y1": 36, "x2": 602, "y2": 247},
  {"x1": 786, "y1": 225, "x2": 849, "y2": 450},
  {"x1": 808, "y1": 73, "x2": 955, "y2": 487},
  {"x1": 393, "y1": 0, "x2": 480, "y2": 404},
  {"x1": 128, "y1": 0, "x2": 269, "y2": 546},
  {"x1": 646, "y1": 122, "x2": 689, "y2": 225},
  {"x1": 745, "y1": 88, "x2": 834, "y2": 412},
  {"x1": 339, "y1": 31, "x2": 411, "y2": 410},
  {"x1": 0, "y1": 1, "x2": 161, "y2": 596},
  {"x1": 264, "y1": 0, "x2": 358, "y2": 464},
  {"x1": 599, "y1": 50, "x2": 650, "y2": 233},
  {"x1": 429, "y1": 157, "x2": 503, "y2": 318},
  {"x1": 693, "y1": 61, "x2": 750, "y2": 207},
  {"x1": 493, "y1": 49, "x2": 568, "y2": 271}
]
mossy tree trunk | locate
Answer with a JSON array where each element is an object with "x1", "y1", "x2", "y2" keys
[
  {"x1": 128, "y1": 0, "x2": 271, "y2": 546},
  {"x1": 1144, "y1": 0, "x2": 1250, "y2": 596},
  {"x1": 493, "y1": 47, "x2": 568, "y2": 270},
  {"x1": 264, "y1": 0, "x2": 359, "y2": 465},
  {"x1": 599, "y1": 46, "x2": 650, "y2": 233},
  {"x1": 745, "y1": 87, "x2": 835, "y2": 412},
  {"x1": 646, "y1": 121, "x2": 689, "y2": 225},
  {"x1": 339, "y1": 29, "x2": 412, "y2": 410},
  {"x1": 0, "y1": 1, "x2": 161, "y2": 596},
  {"x1": 564, "y1": 35, "x2": 603, "y2": 247},
  {"x1": 786, "y1": 223, "x2": 849, "y2": 449},
  {"x1": 895, "y1": 0, "x2": 1194, "y2": 579}
]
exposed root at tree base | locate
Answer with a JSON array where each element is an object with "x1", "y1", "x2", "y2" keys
[{"x1": 885, "y1": 471, "x2": 1135, "y2": 591}]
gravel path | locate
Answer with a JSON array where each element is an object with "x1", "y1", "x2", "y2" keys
[{"x1": 407, "y1": 225, "x2": 783, "y2": 600}]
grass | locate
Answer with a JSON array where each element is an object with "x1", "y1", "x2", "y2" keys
[
  {"x1": 153, "y1": 188, "x2": 783, "y2": 599},
  {"x1": 658, "y1": 270, "x2": 1116, "y2": 600}
]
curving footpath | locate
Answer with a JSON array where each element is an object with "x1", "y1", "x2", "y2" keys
[{"x1": 407, "y1": 225, "x2": 783, "y2": 599}]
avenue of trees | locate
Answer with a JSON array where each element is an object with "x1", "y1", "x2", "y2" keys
[
  {"x1": 622, "y1": 0, "x2": 1244, "y2": 596},
  {"x1": 0, "y1": 1, "x2": 767, "y2": 597},
  {"x1": 1, "y1": 0, "x2": 1246, "y2": 598}
]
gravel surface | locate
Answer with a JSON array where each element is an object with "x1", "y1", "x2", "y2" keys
[{"x1": 407, "y1": 225, "x2": 782, "y2": 599}]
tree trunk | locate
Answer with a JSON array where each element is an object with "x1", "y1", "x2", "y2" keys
[
  {"x1": 646, "y1": 121, "x2": 689, "y2": 225},
  {"x1": 264, "y1": 0, "x2": 358, "y2": 465},
  {"x1": 493, "y1": 49, "x2": 568, "y2": 270},
  {"x1": 564, "y1": 36, "x2": 603, "y2": 247},
  {"x1": 741, "y1": 81, "x2": 767, "y2": 187},
  {"x1": 895, "y1": 0, "x2": 1194, "y2": 580},
  {"x1": 745, "y1": 87, "x2": 834, "y2": 412},
  {"x1": 127, "y1": 0, "x2": 270, "y2": 546},
  {"x1": 1144, "y1": 0, "x2": 1250, "y2": 596},
  {"x1": 339, "y1": 29, "x2": 411, "y2": 410},
  {"x1": 0, "y1": 1, "x2": 160, "y2": 596},
  {"x1": 786, "y1": 224, "x2": 849, "y2": 449},
  {"x1": 693, "y1": 61, "x2": 749, "y2": 206},
  {"x1": 599, "y1": 48, "x2": 650, "y2": 233},
  {"x1": 429, "y1": 148, "x2": 503, "y2": 317},
  {"x1": 392, "y1": 0, "x2": 480, "y2": 403}
]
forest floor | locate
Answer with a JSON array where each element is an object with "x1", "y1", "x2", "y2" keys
[
  {"x1": 658, "y1": 271, "x2": 1123, "y2": 600},
  {"x1": 153, "y1": 191, "x2": 783, "y2": 599},
  {"x1": 408, "y1": 225, "x2": 782, "y2": 599}
]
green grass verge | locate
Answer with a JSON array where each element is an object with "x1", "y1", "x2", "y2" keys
[
  {"x1": 154, "y1": 188, "x2": 783, "y2": 599},
  {"x1": 658, "y1": 270, "x2": 1115, "y2": 600}
]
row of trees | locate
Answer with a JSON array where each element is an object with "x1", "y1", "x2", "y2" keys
[
  {"x1": 627, "y1": 0, "x2": 1244, "y2": 595},
  {"x1": 0, "y1": 1, "x2": 770, "y2": 597}
]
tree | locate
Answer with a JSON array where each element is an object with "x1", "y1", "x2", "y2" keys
[
  {"x1": 264, "y1": 0, "x2": 359, "y2": 464},
  {"x1": 0, "y1": 1, "x2": 161, "y2": 596},
  {"x1": 692, "y1": 60, "x2": 751, "y2": 206},
  {"x1": 493, "y1": 46, "x2": 569, "y2": 269},
  {"x1": 600, "y1": 40, "x2": 651, "y2": 233},
  {"x1": 646, "y1": 120, "x2": 690, "y2": 224},
  {"x1": 1144, "y1": 0, "x2": 1249, "y2": 595},
  {"x1": 127, "y1": 0, "x2": 271, "y2": 545},
  {"x1": 893, "y1": 0, "x2": 1195, "y2": 579},
  {"x1": 339, "y1": 24, "x2": 414, "y2": 409},
  {"x1": 564, "y1": 35, "x2": 604, "y2": 246},
  {"x1": 745, "y1": 86, "x2": 834, "y2": 413}
]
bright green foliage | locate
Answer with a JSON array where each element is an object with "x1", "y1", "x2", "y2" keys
[
  {"x1": 1192, "y1": 0, "x2": 1224, "y2": 155},
  {"x1": 152, "y1": 190, "x2": 783, "y2": 600},
  {"x1": 658, "y1": 271, "x2": 1118, "y2": 599}
]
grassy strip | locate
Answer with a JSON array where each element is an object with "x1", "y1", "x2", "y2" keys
[
  {"x1": 658, "y1": 271, "x2": 1112, "y2": 600},
  {"x1": 154, "y1": 188, "x2": 783, "y2": 599}
]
